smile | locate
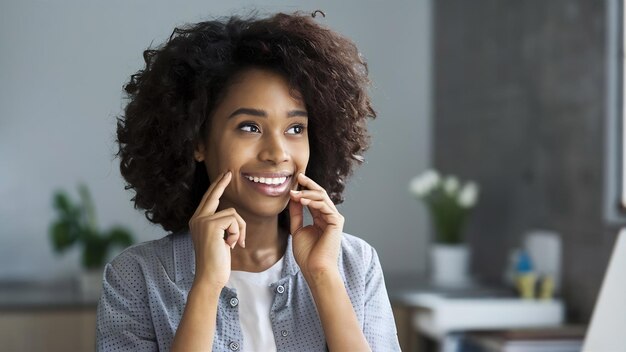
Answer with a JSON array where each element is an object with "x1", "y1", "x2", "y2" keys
[
  {"x1": 242, "y1": 172, "x2": 293, "y2": 197},
  {"x1": 243, "y1": 175, "x2": 289, "y2": 185}
]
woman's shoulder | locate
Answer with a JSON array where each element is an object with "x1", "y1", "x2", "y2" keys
[
  {"x1": 340, "y1": 232, "x2": 376, "y2": 252},
  {"x1": 105, "y1": 233, "x2": 178, "y2": 281},
  {"x1": 110, "y1": 234, "x2": 173, "y2": 263},
  {"x1": 339, "y1": 232, "x2": 379, "y2": 269}
]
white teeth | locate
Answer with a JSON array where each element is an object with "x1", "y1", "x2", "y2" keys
[{"x1": 245, "y1": 175, "x2": 288, "y2": 185}]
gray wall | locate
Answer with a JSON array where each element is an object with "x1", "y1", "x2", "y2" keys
[
  {"x1": 433, "y1": 0, "x2": 617, "y2": 322},
  {"x1": 0, "y1": 1, "x2": 432, "y2": 281}
]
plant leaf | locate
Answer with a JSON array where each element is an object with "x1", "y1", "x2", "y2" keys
[
  {"x1": 82, "y1": 237, "x2": 108, "y2": 269},
  {"x1": 49, "y1": 221, "x2": 77, "y2": 252},
  {"x1": 106, "y1": 226, "x2": 134, "y2": 247},
  {"x1": 79, "y1": 184, "x2": 98, "y2": 232},
  {"x1": 52, "y1": 192, "x2": 72, "y2": 215}
]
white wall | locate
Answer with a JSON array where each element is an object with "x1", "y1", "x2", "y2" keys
[{"x1": 0, "y1": 0, "x2": 431, "y2": 281}]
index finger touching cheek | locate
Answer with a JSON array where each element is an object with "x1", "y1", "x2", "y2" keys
[
  {"x1": 191, "y1": 171, "x2": 226, "y2": 219},
  {"x1": 199, "y1": 171, "x2": 232, "y2": 217}
]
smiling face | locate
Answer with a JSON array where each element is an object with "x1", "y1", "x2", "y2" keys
[{"x1": 194, "y1": 68, "x2": 310, "y2": 221}]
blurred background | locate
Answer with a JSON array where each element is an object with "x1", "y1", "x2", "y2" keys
[{"x1": 0, "y1": 0, "x2": 622, "y2": 351}]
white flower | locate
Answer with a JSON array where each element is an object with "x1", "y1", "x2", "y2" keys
[
  {"x1": 458, "y1": 181, "x2": 479, "y2": 208},
  {"x1": 443, "y1": 176, "x2": 460, "y2": 195},
  {"x1": 421, "y1": 169, "x2": 440, "y2": 189},
  {"x1": 409, "y1": 169, "x2": 440, "y2": 197},
  {"x1": 409, "y1": 177, "x2": 427, "y2": 197}
]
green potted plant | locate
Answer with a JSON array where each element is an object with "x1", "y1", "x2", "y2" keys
[
  {"x1": 410, "y1": 169, "x2": 479, "y2": 286},
  {"x1": 49, "y1": 183, "x2": 134, "y2": 296}
]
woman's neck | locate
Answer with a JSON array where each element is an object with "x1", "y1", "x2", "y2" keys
[{"x1": 229, "y1": 214, "x2": 288, "y2": 272}]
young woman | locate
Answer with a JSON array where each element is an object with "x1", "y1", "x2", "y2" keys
[{"x1": 96, "y1": 12, "x2": 400, "y2": 352}]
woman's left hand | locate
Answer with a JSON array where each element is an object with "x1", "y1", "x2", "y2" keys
[{"x1": 289, "y1": 173, "x2": 344, "y2": 281}]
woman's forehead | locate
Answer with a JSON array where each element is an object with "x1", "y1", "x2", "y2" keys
[{"x1": 217, "y1": 68, "x2": 306, "y2": 110}]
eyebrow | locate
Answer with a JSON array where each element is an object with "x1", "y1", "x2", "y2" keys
[{"x1": 227, "y1": 108, "x2": 308, "y2": 119}]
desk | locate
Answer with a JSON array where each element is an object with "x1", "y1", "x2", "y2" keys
[
  {"x1": 387, "y1": 274, "x2": 509, "y2": 351},
  {"x1": 407, "y1": 294, "x2": 565, "y2": 340},
  {"x1": 0, "y1": 280, "x2": 98, "y2": 352},
  {"x1": 387, "y1": 274, "x2": 564, "y2": 352}
]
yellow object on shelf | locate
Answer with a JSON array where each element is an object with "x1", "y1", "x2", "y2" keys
[
  {"x1": 516, "y1": 272, "x2": 537, "y2": 299},
  {"x1": 539, "y1": 275, "x2": 555, "y2": 300},
  {"x1": 514, "y1": 249, "x2": 536, "y2": 299}
]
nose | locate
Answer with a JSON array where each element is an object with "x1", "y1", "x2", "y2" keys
[{"x1": 259, "y1": 132, "x2": 289, "y2": 164}]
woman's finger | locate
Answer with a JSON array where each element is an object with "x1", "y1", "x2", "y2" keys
[
  {"x1": 289, "y1": 189, "x2": 327, "y2": 200},
  {"x1": 223, "y1": 220, "x2": 241, "y2": 249},
  {"x1": 191, "y1": 171, "x2": 227, "y2": 219},
  {"x1": 290, "y1": 189, "x2": 338, "y2": 212},
  {"x1": 198, "y1": 171, "x2": 232, "y2": 217},
  {"x1": 298, "y1": 198, "x2": 341, "y2": 221},
  {"x1": 214, "y1": 208, "x2": 247, "y2": 248},
  {"x1": 296, "y1": 173, "x2": 325, "y2": 192},
  {"x1": 209, "y1": 209, "x2": 247, "y2": 248},
  {"x1": 210, "y1": 214, "x2": 240, "y2": 249}
]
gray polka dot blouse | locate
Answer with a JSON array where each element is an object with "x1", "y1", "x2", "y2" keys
[{"x1": 96, "y1": 232, "x2": 401, "y2": 351}]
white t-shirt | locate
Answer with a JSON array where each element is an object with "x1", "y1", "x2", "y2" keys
[{"x1": 226, "y1": 256, "x2": 284, "y2": 352}]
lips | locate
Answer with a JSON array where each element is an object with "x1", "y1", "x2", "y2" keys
[{"x1": 241, "y1": 172, "x2": 293, "y2": 197}]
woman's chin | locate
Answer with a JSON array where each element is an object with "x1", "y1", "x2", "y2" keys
[{"x1": 237, "y1": 198, "x2": 290, "y2": 220}]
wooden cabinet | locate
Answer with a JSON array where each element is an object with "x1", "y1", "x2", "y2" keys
[
  {"x1": 0, "y1": 309, "x2": 97, "y2": 352},
  {"x1": 392, "y1": 302, "x2": 421, "y2": 352}
]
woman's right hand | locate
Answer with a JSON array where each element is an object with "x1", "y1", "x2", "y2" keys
[{"x1": 187, "y1": 171, "x2": 246, "y2": 289}]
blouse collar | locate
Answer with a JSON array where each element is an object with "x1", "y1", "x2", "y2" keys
[{"x1": 173, "y1": 230, "x2": 300, "y2": 283}]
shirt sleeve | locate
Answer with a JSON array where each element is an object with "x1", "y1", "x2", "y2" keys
[
  {"x1": 96, "y1": 262, "x2": 158, "y2": 352},
  {"x1": 363, "y1": 247, "x2": 401, "y2": 351}
]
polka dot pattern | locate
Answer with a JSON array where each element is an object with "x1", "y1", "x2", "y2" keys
[{"x1": 95, "y1": 232, "x2": 400, "y2": 351}]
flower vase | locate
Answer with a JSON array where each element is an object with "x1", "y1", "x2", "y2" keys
[{"x1": 430, "y1": 243, "x2": 471, "y2": 287}]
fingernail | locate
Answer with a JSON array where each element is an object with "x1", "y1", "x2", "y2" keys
[
  {"x1": 230, "y1": 242, "x2": 236, "y2": 249},
  {"x1": 242, "y1": 240, "x2": 246, "y2": 248},
  {"x1": 226, "y1": 171, "x2": 232, "y2": 177},
  {"x1": 290, "y1": 190, "x2": 300, "y2": 194}
]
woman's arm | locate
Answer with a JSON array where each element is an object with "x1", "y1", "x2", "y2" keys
[
  {"x1": 289, "y1": 173, "x2": 371, "y2": 352},
  {"x1": 310, "y1": 243, "x2": 400, "y2": 351},
  {"x1": 172, "y1": 171, "x2": 246, "y2": 351},
  {"x1": 306, "y1": 270, "x2": 372, "y2": 352},
  {"x1": 171, "y1": 281, "x2": 222, "y2": 351}
]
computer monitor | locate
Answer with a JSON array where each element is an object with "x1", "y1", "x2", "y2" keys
[{"x1": 582, "y1": 229, "x2": 626, "y2": 351}]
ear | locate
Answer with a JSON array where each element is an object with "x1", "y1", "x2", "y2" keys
[{"x1": 194, "y1": 143, "x2": 205, "y2": 162}]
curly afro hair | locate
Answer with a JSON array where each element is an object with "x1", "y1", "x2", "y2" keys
[{"x1": 116, "y1": 12, "x2": 375, "y2": 234}]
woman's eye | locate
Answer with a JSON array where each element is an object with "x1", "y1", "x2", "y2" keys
[
  {"x1": 286, "y1": 124, "x2": 306, "y2": 135},
  {"x1": 239, "y1": 123, "x2": 260, "y2": 133}
]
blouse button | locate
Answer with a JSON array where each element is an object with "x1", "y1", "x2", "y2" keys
[
  {"x1": 281, "y1": 330, "x2": 289, "y2": 337},
  {"x1": 276, "y1": 285, "x2": 285, "y2": 294},
  {"x1": 229, "y1": 297, "x2": 239, "y2": 307},
  {"x1": 229, "y1": 341, "x2": 240, "y2": 351}
]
